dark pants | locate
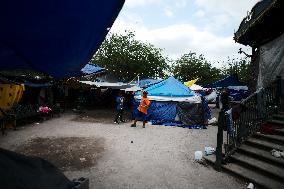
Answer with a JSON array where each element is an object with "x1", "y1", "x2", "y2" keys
[{"x1": 114, "y1": 109, "x2": 124, "y2": 122}]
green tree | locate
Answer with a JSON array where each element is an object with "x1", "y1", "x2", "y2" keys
[
  {"x1": 91, "y1": 31, "x2": 169, "y2": 81},
  {"x1": 221, "y1": 57, "x2": 250, "y2": 84},
  {"x1": 172, "y1": 52, "x2": 221, "y2": 85}
]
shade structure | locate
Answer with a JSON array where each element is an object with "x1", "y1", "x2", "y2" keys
[{"x1": 0, "y1": 0, "x2": 125, "y2": 78}]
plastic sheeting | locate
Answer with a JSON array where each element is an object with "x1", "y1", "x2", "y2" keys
[
  {"x1": 132, "y1": 99, "x2": 176, "y2": 122},
  {"x1": 176, "y1": 102, "x2": 205, "y2": 125},
  {"x1": 257, "y1": 33, "x2": 284, "y2": 88}
]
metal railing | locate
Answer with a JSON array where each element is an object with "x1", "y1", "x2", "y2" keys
[{"x1": 215, "y1": 76, "x2": 283, "y2": 170}]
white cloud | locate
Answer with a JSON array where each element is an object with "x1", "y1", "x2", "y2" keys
[
  {"x1": 125, "y1": 0, "x2": 161, "y2": 8},
  {"x1": 164, "y1": 8, "x2": 174, "y2": 17},
  {"x1": 111, "y1": 18, "x2": 250, "y2": 67},
  {"x1": 194, "y1": 0, "x2": 260, "y2": 23},
  {"x1": 194, "y1": 10, "x2": 205, "y2": 18},
  {"x1": 175, "y1": 0, "x2": 187, "y2": 8}
]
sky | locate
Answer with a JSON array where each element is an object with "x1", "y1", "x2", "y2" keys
[{"x1": 110, "y1": 0, "x2": 259, "y2": 67}]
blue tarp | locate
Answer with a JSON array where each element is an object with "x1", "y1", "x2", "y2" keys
[
  {"x1": 81, "y1": 63, "x2": 105, "y2": 75},
  {"x1": 132, "y1": 99, "x2": 176, "y2": 122},
  {"x1": 203, "y1": 75, "x2": 244, "y2": 88},
  {"x1": 0, "y1": 0, "x2": 125, "y2": 78},
  {"x1": 143, "y1": 76, "x2": 195, "y2": 97}
]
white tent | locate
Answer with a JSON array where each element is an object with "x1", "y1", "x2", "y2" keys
[{"x1": 190, "y1": 84, "x2": 204, "y2": 91}]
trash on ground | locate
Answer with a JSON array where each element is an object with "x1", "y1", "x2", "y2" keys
[
  {"x1": 204, "y1": 146, "x2": 215, "y2": 156},
  {"x1": 194, "y1": 151, "x2": 203, "y2": 161},
  {"x1": 247, "y1": 182, "x2": 254, "y2": 189},
  {"x1": 208, "y1": 117, "x2": 217, "y2": 125},
  {"x1": 271, "y1": 149, "x2": 284, "y2": 158},
  {"x1": 79, "y1": 157, "x2": 86, "y2": 162}
]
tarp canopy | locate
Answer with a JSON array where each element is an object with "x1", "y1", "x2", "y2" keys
[
  {"x1": 0, "y1": 0, "x2": 125, "y2": 78},
  {"x1": 81, "y1": 63, "x2": 105, "y2": 75},
  {"x1": 135, "y1": 77, "x2": 200, "y2": 102},
  {"x1": 203, "y1": 75, "x2": 244, "y2": 88},
  {"x1": 144, "y1": 76, "x2": 195, "y2": 97}
]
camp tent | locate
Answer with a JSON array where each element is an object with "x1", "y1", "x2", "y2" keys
[
  {"x1": 190, "y1": 84, "x2": 204, "y2": 91},
  {"x1": 203, "y1": 74, "x2": 244, "y2": 88},
  {"x1": 133, "y1": 77, "x2": 209, "y2": 126}
]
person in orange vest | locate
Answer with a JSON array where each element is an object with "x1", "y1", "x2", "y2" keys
[{"x1": 131, "y1": 91, "x2": 150, "y2": 128}]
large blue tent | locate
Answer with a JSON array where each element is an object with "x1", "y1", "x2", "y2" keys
[
  {"x1": 132, "y1": 77, "x2": 208, "y2": 126},
  {"x1": 0, "y1": 0, "x2": 125, "y2": 78},
  {"x1": 144, "y1": 76, "x2": 195, "y2": 97}
]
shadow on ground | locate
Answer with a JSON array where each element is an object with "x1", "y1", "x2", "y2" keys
[{"x1": 16, "y1": 137, "x2": 105, "y2": 171}]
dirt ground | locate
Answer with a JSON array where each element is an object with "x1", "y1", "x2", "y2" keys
[{"x1": 0, "y1": 106, "x2": 246, "y2": 189}]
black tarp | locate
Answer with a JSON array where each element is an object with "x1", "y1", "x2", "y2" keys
[
  {"x1": 176, "y1": 102, "x2": 205, "y2": 125},
  {"x1": 0, "y1": 148, "x2": 75, "y2": 189}
]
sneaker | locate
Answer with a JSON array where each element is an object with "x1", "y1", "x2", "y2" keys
[
  {"x1": 131, "y1": 123, "x2": 136, "y2": 127},
  {"x1": 114, "y1": 121, "x2": 119, "y2": 124},
  {"x1": 142, "y1": 125, "x2": 145, "y2": 128},
  {"x1": 120, "y1": 120, "x2": 126, "y2": 123}
]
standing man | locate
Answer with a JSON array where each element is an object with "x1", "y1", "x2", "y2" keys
[
  {"x1": 131, "y1": 91, "x2": 150, "y2": 128},
  {"x1": 114, "y1": 92, "x2": 125, "y2": 124}
]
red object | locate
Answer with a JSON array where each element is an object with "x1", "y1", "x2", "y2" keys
[{"x1": 260, "y1": 123, "x2": 276, "y2": 135}]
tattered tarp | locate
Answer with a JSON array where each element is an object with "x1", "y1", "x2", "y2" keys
[
  {"x1": 81, "y1": 63, "x2": 105, "y2": 75},
  {"x1": 257, "y1": 33, "x2": 284, "y2": 88},
  {"x1": 0, "y1": 0, "x2": 125, "y2": 78},
  {"x1": 0, "y1": 148, "x2": 75, "y2": 189},
  {"x1": 176, "y1": 102, "x2": 205, "y2": 125},
  {"x1": 203, "y1": 75, "x2": 244, "y2": 88}
]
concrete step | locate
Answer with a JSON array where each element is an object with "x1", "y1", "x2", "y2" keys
[
  {"x1": 230, "y1": 152, "x2": 284, "y2": 182},
  {"x1": 245, "y1": 138, "x2": 284, "y2": 152},
  {"x1": 204, "y1": 155, "x2": 284, "y2": 189},
  {"x1": 224, "y1": 160, "x2": 284, "y2": 189},
  {"x1": 252, "y1": 133, "x2": 284, "y2": 146},
  {"x1": 275, "y1": 128, "x2": 284, "y2": 136},
  {"x1": 278, "y1": 111, "x2": 284, "y2": 115},
  {"x1": 238, "y1": 144, "x2": 284, "y2": 168},
  {"x1": 273, "y1": 114, "x2": 284, "y2": 121},
  {"x1": 267, "y1": 120, "x2": 284, "y2": 128}
]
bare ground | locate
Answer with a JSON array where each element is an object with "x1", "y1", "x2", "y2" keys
[{"x1": 0, "y1": 107, "x2": 246, "y2": 189}]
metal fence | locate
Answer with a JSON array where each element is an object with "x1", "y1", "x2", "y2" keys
[{"x1": 215, "y1": 77, "x2": 283, "y2": 169}]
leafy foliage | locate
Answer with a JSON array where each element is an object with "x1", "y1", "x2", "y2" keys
[
  {"x1": 172, "y1": 52, "x2": 221, "y2": 85},
  {"x1": 221, "y1": 57, "x2": 250, "y2": 84},
  {"x1": 92, "y1": 31, "x2": 169, "y2": 81}
]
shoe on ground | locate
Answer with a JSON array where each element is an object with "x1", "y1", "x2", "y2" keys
[
  {"x1": 142, "y1": 125, "x2": 145, "y2": 128},
  {"x1": 131, "y1": 124, "x2": 136, "y2": 127},
  {"x1": 120, "y1": 120, "x2": 126, "y2": 123},
  {"x1": 114, "y1": 121, "x2": 119, "y2": 124}
]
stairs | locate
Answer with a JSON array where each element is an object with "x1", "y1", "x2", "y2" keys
[{"x1": 204, "y1": 111, "x2": 284, "y2": 189}]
